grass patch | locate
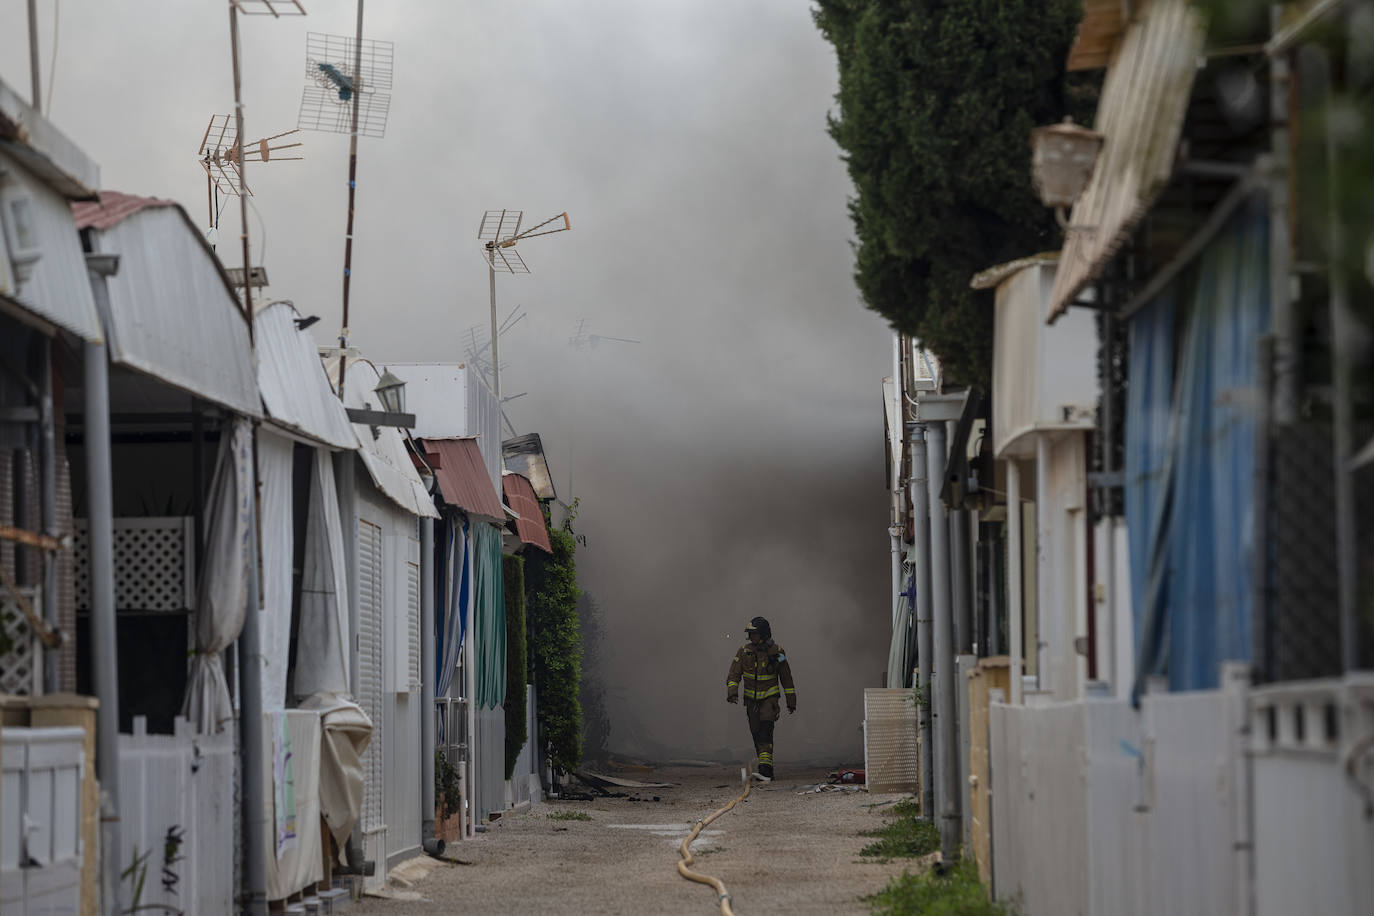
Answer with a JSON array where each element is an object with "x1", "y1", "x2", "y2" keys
[
  {"x1": 859, "y1": 799, "x2": 939, "y2": 861},
  {"x1": 545, "y1": 810, "x2": 592, "y2": 822},
  {"x1": 866, "y1": 858, "x2": 1011, "y2": 915}
]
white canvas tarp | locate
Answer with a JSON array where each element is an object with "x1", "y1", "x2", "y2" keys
[
  {"x1": 182, "y1": 418, "x2": 253, "y2": 733},
  {"x1": 298, "y1": 692, "x2": 373, "y2": 853},
  {"x1": 293, "y1": 451, "x2": 351, "y2": 698},
  {"x1": 259, "y1": 431, "x2": 295, "y2": 712},
  {"x1": 264, "y1": 709, "x2": 323, "y2": 900}
]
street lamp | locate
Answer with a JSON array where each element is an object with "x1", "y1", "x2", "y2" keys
[
  {"x1": 476, "y1": 209, "x2": 572, "y2": 402},
  {"x1": 374, "y1": 369, "x2": 406, "y2": 414},
  {"x1": 1030, "y1": 117, "x2": 1104, "y2": 227}
]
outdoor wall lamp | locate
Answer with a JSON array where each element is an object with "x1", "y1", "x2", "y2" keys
[
  {"x1": 345, "y1": 369, "x2": 415, "y2": 437},
  {"x1": 1030, "y1": 117, "x2": 1104, "y2": 228},
  {"x1": 374, "y1": 369, "x2": 406, "y2": 415},
  {"x1": 0, "y1": 169, "x2": 42, "y2": 292}
]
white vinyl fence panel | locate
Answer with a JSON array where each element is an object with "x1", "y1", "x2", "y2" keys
[
  {"x1": 119, "y1": 715, "x2": 235, "y2": 915},
  {"x1": 991, "y1": 678, "x2": 1246, "y2": 916},
  {"x1": 0, "y1": 727, "x2": 84, "y2": 916}
]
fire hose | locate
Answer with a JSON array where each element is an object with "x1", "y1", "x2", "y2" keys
[{"x1": 677, "y1": 767, "x2": 754, "y2": 916}]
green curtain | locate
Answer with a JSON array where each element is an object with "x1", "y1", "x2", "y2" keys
[{"x1": 473, "y1": 522, "x2": 506, "y2": 709}]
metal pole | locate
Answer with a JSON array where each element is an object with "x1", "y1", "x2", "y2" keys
[
  {"x1": 84, "y1": 254, "x2": 120, "y2": 916},
  {"x1": 39, "y1": 337, "x2": 58, "y2": 693},
  {"x1": 489, "y1": 263, "x2": 500, "y2": 402},
  {"x1": 1035, "y1": 436, "x2": 1051, "y2": 694},
  {"x1": 228, "y1": 4, "x2": 254, "y2": 331},
  {"x1": 237, "y1": 469, "x2": 267, "y2": 916},
  {"x1": 1007, "y1": 460, "x2": 1023, "y2": 705},
  {"x1": 1269, "y1": 6, "x2": 1298, "y2": 426},
  {"x1": 27, "y1": 0, "x2": 41, "y2": 111},
  {"x1": 335, "y1": 0, "x2": 367, "y2": 402},
  {"x1": 334, "y1": 450, "x2": 364, "y2": 869},
  {"x1": 907, "y1": 422, "x2": 934, "y2": 819},
  {"x1": 1101, "y1": 311, "x2": 1118, "y2": 692},
  {"x1": 420, "y1": 516, "x2": 439, "y2": 853},
  {"x1": 1326, "y1": 76, "x2": 1359, "y2": 672},
  {"x1": 926, "y1": 422, "x2": 959, "y2": 863},
  {"x1": 951, "y1": 505, "x2": 972, "y2": 656}
]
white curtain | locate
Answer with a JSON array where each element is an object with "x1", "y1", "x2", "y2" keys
[
  {"x1": 259, "y1": 432, "x2": 295, "y2": 712},
  {"x1": 182, "y1": 418, "x2": 253, "y2": 734},
  {"x1": 298, "y1": 692, "x2": 372, "y2": 855},
  {"x1": 293, "y1": 450, "x2": 351, "y2": 698}
]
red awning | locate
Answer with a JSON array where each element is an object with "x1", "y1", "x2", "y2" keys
[
  {"x1": 421, "y1": 438, "x2": 505, "y2": 521},
  {"x1": 502, "y1": 473, "x2": 552, "y2": 554}
]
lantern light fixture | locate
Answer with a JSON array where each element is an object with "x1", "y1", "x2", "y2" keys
[{"x1": 1030, "y1": 117, "x2": 1104, "y2": 228}]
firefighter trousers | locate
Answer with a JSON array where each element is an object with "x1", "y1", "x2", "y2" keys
[{"x1": 745, "y1": 696, "x2": 779, "y2": 777}]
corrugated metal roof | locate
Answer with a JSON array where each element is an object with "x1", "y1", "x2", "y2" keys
[
  {"x1": 502, "y1": 433, "x2": 557, "y2": 501},
  {"x1": 254, "y1": 301, "x2": 356, "y2": 449},
  {"x1": 82, "y1": 199, "x2": 261, "y2": 416},
  {"x1": 1047, "y1": 0, "x2": 1204, "y2": 323},
  {"x1": 71, "y1": 190, "x2": 176, "y2": 230},
  {"x1": 422, "y1": 437, "x2": 506, "y2": 522},
  {"x1": 502, "y1": 472, "x2": 551, "y2": 554},
  {"x1": 0, "y1": 150, "x2": 102, "y2": 342},
  {"x1": 0, "y1": 78, "x2": 98, "y2": 199},
  {"x1": 323, "y1": 354, "x2": 438, "y2": 519}
]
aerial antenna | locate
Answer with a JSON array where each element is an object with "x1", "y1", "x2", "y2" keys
[
  {"x1": 477, "y1": 209, "x2": 571, "y2": 402},
  {"x1": 296, "y1": 19, "x2": 396, "y2": 401},
  {"x1": 461, "y1": 306, "x2": 525, "y2": 390},
  {"x1": 198, "y1": 114, "x2": 303, "y2": 234},
  {"x1": 569, "y1": 319, "x2": 641, "y2": 351}
]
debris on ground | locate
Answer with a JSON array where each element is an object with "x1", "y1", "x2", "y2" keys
[
  {"x1": 828, "y1": 769, "x2": 865, "y2": 784},
  {"x1": 576, "y1": 771, "x2": 676, "y2": 790},
  {"x1": 796, "y1": 783, "x2": 866, "y2": 795}
]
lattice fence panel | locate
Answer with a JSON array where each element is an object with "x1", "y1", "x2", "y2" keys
[
  {"x1": 74, "y1": 518, "x2": 195, "y2": 612},
  {"x1": 864, "y1": 687, "x2": 922, "y2": 796},
  {"x1": 0, "y1": 585, "x2": 42, "y2": 694}
]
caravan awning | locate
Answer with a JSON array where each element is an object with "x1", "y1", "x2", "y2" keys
[
  {"x1": 502, "y1": 472, "x2": 551, "y2": 554},
  {"x1": 255, "y1": 301, "x2": 356, "y2": 450},
  {"x1": 72, "y1": 191, "x2": 261, "y2": 416},
  {"x1": 422, "y1": 437, "x2": 506, "y2": 522},
  {"x1": 1046, "y1": 0, "x2": 1204, "y2": 323}
]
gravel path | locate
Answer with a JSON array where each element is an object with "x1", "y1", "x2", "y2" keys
[{"x1": 351, "y1": 766, "x2": 925, "y2": 915}]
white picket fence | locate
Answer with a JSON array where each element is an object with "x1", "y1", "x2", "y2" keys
[{"x1": 119, "y1": 715, "x2": 235, "y2": 915}]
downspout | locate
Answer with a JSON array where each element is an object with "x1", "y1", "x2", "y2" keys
[
  {"x1": 926, "y1": 421, "x2": 959, "y2": 864},
  {"x1": 1007, "y1": 460, "x2": 1024, "y2": 705},
  {"x1": 1036, "y1": 436, "x2": 1051, "y2": 695},
  {"x1": 907, "y1": 421, "x2": 934, "y2": 818},
  {"x1": 40, "y1": 335, "x2": 58, "y2": 693},
  {"x1": 84, "y1": 252, "x2": 121, "y2": 916},
  {"x1": 420, "y1": 515, "x2": 442, "y2": 856},
  {"x1": 335, "y1": 450, "x2": 364, "y2": 869},
  {"x1": 950, "y1": 503, "x2": 972, "y2": 656}
]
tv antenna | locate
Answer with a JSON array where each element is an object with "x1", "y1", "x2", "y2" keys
[
  {"x1": 462, "y1": 307, "x2": 525, "y2": 389},
  {"x1": 569, "y1": 318, "x2": 640, "y2": 351},
  {"x1": 296, "y1": 20, "x2": 396, "y2": 401},
  {"x1": 477, "y1": 209, "x2": 571, "y2": 401},
  {"x1": 198, "y1": 114, "x2": 303, "y2": 233}
]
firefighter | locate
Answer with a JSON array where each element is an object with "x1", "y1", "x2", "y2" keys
[{"x1": 725, "y1": 616, "x2": 796, "y2": 781}]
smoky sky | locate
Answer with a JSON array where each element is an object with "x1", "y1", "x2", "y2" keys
[{"x1": 1, "y1": 0, "x2": 892, "y2": 764}]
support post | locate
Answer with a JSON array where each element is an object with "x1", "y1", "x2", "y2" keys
[
  {"x1": 907, "y1": 422, "x2": 934, "y2": 819},
  {"x1": 238, "y1": 451, "x2": 266, "y2": 916},
  {"x1": 334, "y1": 450, "x2": 363, "y2": 869},
  {"x1": 1007, "y1": 460, "x2": 1023, "y2": 705},
  {"x1": 951, "y1": 505, "x2": 972, "y2": 656},
  {"x1": 82, "y1": 259, "x2": 121, "y2": 915},
  {"x1": 926, "y1": 422, "x2": 959, "y2": 863},
  {"x1": 39, "y1": 336, "x2": 58, "y2": 693},
  {"x1": 420, "y1": 516, "x2": 440, "y2": 854},
  {"x1": 488, "y1": 264, "x2": 500, "y2": 402},
  {"x1": 27, "y1": 0, "x2": 41, "y2": 111}
]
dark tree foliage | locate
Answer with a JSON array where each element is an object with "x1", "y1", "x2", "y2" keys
[
  {"x1": 525, "y1": 526, "x2": 584, "y2": 773},
  {"x1": 502, "y1": 555, "x2": 527, "y2": 780},
  {"x1": 814, "y1": 0, "x2": 1084, "y2": 387}
]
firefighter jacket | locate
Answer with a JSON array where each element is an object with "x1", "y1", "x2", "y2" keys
[{"x1": 726, "y1": 640, "x2": 796, "y2": 709}]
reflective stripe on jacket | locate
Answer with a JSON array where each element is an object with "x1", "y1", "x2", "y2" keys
[{"x1": 726, "y1": 640, "x2": 796, "y2": 706}]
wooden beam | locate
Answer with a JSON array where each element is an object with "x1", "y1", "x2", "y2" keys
[{"x1": 0, "y1": 524, "x2": 65, "y2": 552}]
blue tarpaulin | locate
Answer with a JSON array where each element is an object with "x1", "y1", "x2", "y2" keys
[{"x1": 1126, "y1": 196, "x2": 1270, "y2": 697}]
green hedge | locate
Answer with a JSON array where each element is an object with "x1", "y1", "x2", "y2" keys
[
  {"x1": 525, "y1": 525, "x2": 583, "y2": 774},
  {"x1": 503, "y1": 554, "x2": 528, "y2": 780}
]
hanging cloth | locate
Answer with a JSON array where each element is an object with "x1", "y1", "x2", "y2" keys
[
  {"x1": 258, "y1": 432, "x2": 295, "y2": 712},
  {"x1": 294, "y1": 450, "x2": 353, "y2": 698},
  {"x1": 182, "y1": 418, "x2": 254, "y2": 734}
]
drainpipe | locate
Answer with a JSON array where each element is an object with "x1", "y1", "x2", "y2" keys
[
  {"x1": 84, "y1": 252, "x2": 121, "y2": 916},
  {"x1": 926, "y1": 421, "x2": 959, "y2": 863},
  {"x1": 950, "y1": 501, "x2": 972, "y2": 656},
  {"x1": 906, "y1": 421, "x2": 934, "y2": 819},
  {"x1": 335, "y1": 451, "x2": 364, "y2": 870},
  {"x1": 420, "y1": 516, "x2": 442, "y2": 856},
  {"x1": 239, "y1": 454, "x2": 267, "y2": 916},
  {"x1": 1007, "y1": 460, "x2": 1024, "y2": 705},
  {"x1": 40, "y1": 336, "x2": 58, "y2": 693},
  {"x1": 1036, "y1": 436, "x2": 1051, "y2": 695}
]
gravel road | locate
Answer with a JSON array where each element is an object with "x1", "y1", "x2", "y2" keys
[{"x1": 350, "y1": 765, "x2": 925, "y2": 915}]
